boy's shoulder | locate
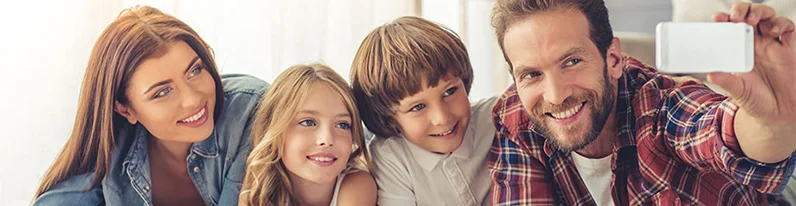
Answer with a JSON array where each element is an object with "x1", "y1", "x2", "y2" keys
[
  {"x1": 470, "y1": 96, "x2": 498, "y2": 117},
  {"x1": 468, "y1": 96, "x2": 498, "y2": 128},
  {"x1": 368, "y1": 134, "x2": 409, "y2": 156},
  {"x1": 467, "y1": 96, "x2": 499, "y2": 148},
  {"x1": 367, "y1": 134, "x2": 418, "y2": 175}
]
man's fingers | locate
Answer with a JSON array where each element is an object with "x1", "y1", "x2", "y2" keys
[
  {"x1": 713, "y1": 13, "x2": 730, "y2": 22},
  {"x1": 747, "y1": 3, "x2": 777, "y2": 25},
  {"x1": 730, "y1": 3, "x2": 751, "y2": 23},
  {"x1": 759, "y1": 17, "x2": 796, "y2": 38},
  {"x1": 772, "y1": 17, "x2": 795, "y2": 37},
  {"x1": 782, "y1": 30, "x2": 794, "y2": 46}
]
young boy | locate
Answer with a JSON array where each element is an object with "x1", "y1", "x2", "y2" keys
[{"x1": 350, "y1": 16, "x2": 496, "y2": 206}]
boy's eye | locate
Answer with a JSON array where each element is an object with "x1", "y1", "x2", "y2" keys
[
  {"x1": 444, "y1": 87, "x2": 457, "y2": 97},
  {"x1": 409, "y1": 104, "x2": 426, "y2": 112},
  {"x1": 565, "y1": 58, "x2": 582, "y2": 67},
  {"x1": 154, "y1": 87, "x2": 172, "y2": 98},
  {"x1": 336, "y1": 122, "x2": 352, "y2": 130},
  {"x1": 299, "y1": 120, "x2": 316, "y2": 127}
]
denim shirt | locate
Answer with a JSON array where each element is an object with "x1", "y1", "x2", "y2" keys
[{"x1": 34, "y1": 74, "x2": 269, "y2": 206}]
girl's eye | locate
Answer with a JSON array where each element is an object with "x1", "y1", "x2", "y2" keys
[
  {"x1": 444, "y1": 87, "x2": 457, "y2": 97},
  {"x1": 154, "y1": 87, "x2": 172, "y2": 98},
  {"x1": 336, "y1": 122, "x2": 352, "y2": 130},
  {"x1": 409, "y1": 104, "x2": 426, "y2": 112},
  {"x1": 299, "y1": 120, "x2": 316, "y2": 127}
]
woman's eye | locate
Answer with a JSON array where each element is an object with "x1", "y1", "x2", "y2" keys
[
  {"x1": 189, "y1": 66, "x2": 203, "y2": 77},
  {"x1": 565, "y1": 58, "x2": 582, "y2": 67},
  {"x1": 409, "y1": 104, "x2": 426, "y2": 112},
  {"x1": 154, "y1": 87, "x2": 172, "y2": 98},
  {"x1": 444, "y1": 87, "x2": 457, "y2": 97},
  {"x1": 299, "y1": 120, "x2": 316, "y2": 127},
  {"x1": 336, "y1": 122, "x2": 352, "y2": 130}
]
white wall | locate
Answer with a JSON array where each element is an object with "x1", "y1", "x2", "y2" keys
[
  {"x1": 422, "y1": 0, "x2": 511, "y2": 102},
  {"x1": 606, "y1": 0, "x2": 672, "y2": 34},
  {"x1": 0, "y1": 1, "x2": 119, "y2": 204}
]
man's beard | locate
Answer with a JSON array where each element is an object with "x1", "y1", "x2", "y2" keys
[{"x1": 528, "y1": 66, "x2": 616, "y2": 152}]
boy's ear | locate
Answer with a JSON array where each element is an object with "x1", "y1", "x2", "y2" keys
[{"x1": 114, "y1": 101, "x2": 138, "y2": 124}]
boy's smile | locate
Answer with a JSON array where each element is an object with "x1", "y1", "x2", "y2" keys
[{"x1": 393, "y1": 76, "x2": 472, "y2": 153}]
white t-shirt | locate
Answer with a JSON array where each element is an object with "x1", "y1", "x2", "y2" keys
[
  {"x1": 571, "y1": 152, "x2": 615, "y2": 206},
  {"x1": 368, "y1": 97, "x2": 497, "y2": 206}
]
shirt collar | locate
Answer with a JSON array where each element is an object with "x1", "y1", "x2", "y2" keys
[
  {"x1": 405, "y1": 135, "x2": 447, "y2": 172},
  {"x1": 121, "y1": 124, "x2": 220, "y2": 172},
  {"x1": 121, "y1": 124, "x2": 151, "y2": 172},
  {"x1": 451, "y1": 118, "x2": 476, "y2": 160},
  {"x1": 494, "y1": 84, "x2": 534, "y2": 137},
  {"x1": 191, "y1": 128, "x2": 219, "y2": 158}
]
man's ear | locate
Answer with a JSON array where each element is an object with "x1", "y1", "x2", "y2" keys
[
  {"x1": 114, "y1": 101, "x2": 138, "y2": 124},
  {"x1": 605, "y1": 37, "x2": 624, "y2": 80}
]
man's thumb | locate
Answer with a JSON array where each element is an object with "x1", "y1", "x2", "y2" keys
[{"x1": 708, "y1": 72, "x2": 747, "y2": 101}]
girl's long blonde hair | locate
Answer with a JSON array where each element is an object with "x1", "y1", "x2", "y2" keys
[{"x1": 239, "y1": 64, "x2": 372, "y2": 206}]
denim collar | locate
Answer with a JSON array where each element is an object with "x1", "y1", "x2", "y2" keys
[
  {"x1": 121, "y1": 124, "x2": 220, "y2": 171},
  {"x1": 105, "y1": 123, "x2": 220, "y2": 196}
]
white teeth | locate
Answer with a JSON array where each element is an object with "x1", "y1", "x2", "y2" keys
[
  {"x1": 431, "y1": 128, "x2": 454, "y2": 136},
  {"x1": 551, "y1": 103, "x2": 584, "y2": 119},
  {"x1": 180, "y1": 108, "x2": 205, "y2": 123},
  {"x1": 311, "y1": 157, "x2": 334, "y2": 162}
]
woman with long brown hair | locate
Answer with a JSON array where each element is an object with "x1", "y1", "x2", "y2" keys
[{"x1": 33, "y1": 5, "x2": 269, "y2": 205}]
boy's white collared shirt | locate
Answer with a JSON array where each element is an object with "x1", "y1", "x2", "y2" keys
[{"x1": 368, "y1": 97, "x2": 497, "y2": 206}]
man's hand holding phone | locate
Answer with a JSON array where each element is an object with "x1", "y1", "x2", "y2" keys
[{"x1": 710, "y1": 3, "x2": 796, "y2": 164}]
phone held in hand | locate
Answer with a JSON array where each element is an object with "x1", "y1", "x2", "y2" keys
[{"x1": 655, "y1": 22, "x2": 754, "y2": 73}]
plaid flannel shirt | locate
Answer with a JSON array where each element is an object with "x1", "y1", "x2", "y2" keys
[{"x1": 488, "y1": 56, "x2": 796, "y2": 205}]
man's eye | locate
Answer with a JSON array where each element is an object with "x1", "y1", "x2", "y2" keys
[
  {"x1": 565, "y1": 58, "x2": 582, "y2": 67},
  {"x1": 523, "y1": 71, "x2": 542, "y2": 79}
]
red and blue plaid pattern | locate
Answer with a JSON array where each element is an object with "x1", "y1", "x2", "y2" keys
[{"x1": 488, "y1": 56, "x2": 796, "y2": 205}]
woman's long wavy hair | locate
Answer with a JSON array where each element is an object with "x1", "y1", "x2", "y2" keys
[
  {"x1": 239, "y1": 64, "x2": 372, "y2": 206},
  {"x1": 34, "y1": 5, "x2": 223, "y2": 200}
]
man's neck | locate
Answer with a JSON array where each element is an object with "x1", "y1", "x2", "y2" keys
[
  {"x1": 576, "y1": 101, "x2": 619, "y2": 159},
  {"x1": 290, "y1": 173, "x2": 336, "y2": 206}
]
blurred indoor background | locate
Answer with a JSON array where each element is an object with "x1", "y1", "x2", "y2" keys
[{"x1": 1, "y1": 0, "x2": 794, "y2": 204}]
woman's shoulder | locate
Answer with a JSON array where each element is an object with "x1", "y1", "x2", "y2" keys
[
  {"x1": 221, "y1": 74, "x2": 270, "y2": 96},
  {"x1": 215, "y1": 74, "x2": 270, "y2": 128},
  {"x1": 34, "y1": 172, "x2": 104, "y2": 206},
  {"x1": 212, "y1": 74, "x2": 270, "y2": 150}
]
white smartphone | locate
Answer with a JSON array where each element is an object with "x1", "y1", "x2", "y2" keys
[{"x1": 655, "y1": 22, "x2": 754, "y2": 73}]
